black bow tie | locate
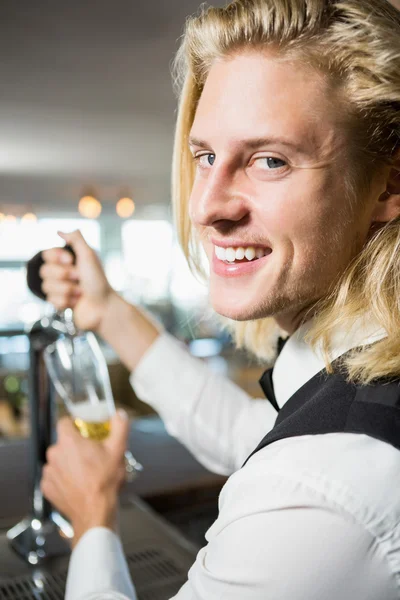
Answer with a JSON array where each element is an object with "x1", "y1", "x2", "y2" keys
[{"x1": 258, "y1": 336, "x2": 287, "y2": 412}]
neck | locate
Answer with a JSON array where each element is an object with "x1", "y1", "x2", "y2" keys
[{"x1": 274, "y1": 302, "x2": 317, "y2": 335}]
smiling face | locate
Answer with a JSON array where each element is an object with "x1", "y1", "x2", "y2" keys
[{"x1": 188, "y1": 51, "x2": 384, "y2": 333}]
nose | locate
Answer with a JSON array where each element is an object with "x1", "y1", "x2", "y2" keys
[{"x1": 190, "y1": 168, "x2": 249, "y2": 228}]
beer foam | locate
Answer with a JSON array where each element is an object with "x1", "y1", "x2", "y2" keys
[{"x1": 69, "y1": 400, "x2": 112, "y2": 423}]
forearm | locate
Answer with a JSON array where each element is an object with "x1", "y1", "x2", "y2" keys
[
  {"x1": 71, "y1": 495, "x2": 118, "y2": 549},
  {"x1": 131, "y1": 333, "x2": 278, "y2": 474},
  {"x1": 97, "y1": 292, "x2": 161, "y2": 372}
]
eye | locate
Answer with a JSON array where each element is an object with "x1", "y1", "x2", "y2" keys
[
  {"x1": 194, "y1": 153, "x2": 216, "y2": 167},
  {"x1": 255, "y1": 157, "x2": 287, "y2": 170}
]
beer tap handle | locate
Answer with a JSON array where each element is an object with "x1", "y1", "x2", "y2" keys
[{"x1": 26, "y1": 244, "x2": 76, "y2": 301}]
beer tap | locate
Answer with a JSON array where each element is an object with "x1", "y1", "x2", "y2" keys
[
  {"x1": 7, "y1": 247, "x2": 80, "y2": 563},
  {"x1": 6, "y1": 310, "x2": 74, "y2": 564}
]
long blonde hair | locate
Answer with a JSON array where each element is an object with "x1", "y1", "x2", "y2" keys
[{"x1": 172, "y1": 0, "x2": 400, "y2": 382}]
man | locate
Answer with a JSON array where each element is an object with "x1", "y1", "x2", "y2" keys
[{"x1": 40, "y1": 0, "x2": 400, "y2": 598}]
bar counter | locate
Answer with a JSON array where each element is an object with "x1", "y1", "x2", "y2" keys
[{"x1": 0, "y1": 415, "x2": 226, "y2": 599}]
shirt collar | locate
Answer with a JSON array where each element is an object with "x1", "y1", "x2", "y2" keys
[{"x1": 272, "y1": 318, "x2": 387, "y2": 409}]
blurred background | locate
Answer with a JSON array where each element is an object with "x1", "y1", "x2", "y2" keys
[
  {"x1": 0, "y1": 0, "x2": 264, "y2": 443},
  {"x1": 0, "y1": 0, "x2": 399, "y2": 564}
]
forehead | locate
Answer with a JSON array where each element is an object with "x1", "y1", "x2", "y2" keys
[{"x1": 191, "y1": 51, "x2": 343, "y2": 153}]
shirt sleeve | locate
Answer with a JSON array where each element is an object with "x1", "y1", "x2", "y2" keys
[
  {"x1": 65, "y1": 528, "x2": 137, "y2": 600},
  {"x1": 168, "y1": 471, "x2": 397, "y2": 600},
  {"x1": 171, "y1": 509, "x2": 396, "y2": 600},
  {"x1": 130, "y1": 332, "x2": 278, "y2": 475},
  {"x1": 66, "y1": 473, "x2": 397, "y2": 600}
]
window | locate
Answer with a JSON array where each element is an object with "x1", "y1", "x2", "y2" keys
[
  {"x1": 0, "y1": 218, "x2": 100, "y2": 261},
  {"x1": 121, "y1": 220, "x2": 174, "y2": 303},
  {"x1": 121, "y1": 219, "x2": 208, "y2": 308},
  {"x1": 0, "y1": 219, "x2": 100, "y2": 328}
]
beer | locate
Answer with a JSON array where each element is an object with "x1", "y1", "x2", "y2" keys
[
  {"x1": 70, "y1": 401, "x2": 112, "y2": 441},
  {"x1": 74, "y1": 418, "x2": 111, "y2": 441}
]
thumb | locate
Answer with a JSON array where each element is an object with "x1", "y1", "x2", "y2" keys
[
  {"x1": 104, "y1": 410, "x2": 130, "y2": 460},
  {"x1": 58, "y1": 230, "x2": 93, "y2": 261}
]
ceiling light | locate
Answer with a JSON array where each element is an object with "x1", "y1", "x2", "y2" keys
[
  {"x1": 21, "y1": 212, "x2": 38, "y2": 223},
  {"x1": 78, "y1": 195, "x2": 102, "y2": 219},
  {"x1": 116, "y1": 197, "x2": 135, "y2": 219},
  {"x1": 4, "y1": 215, "x2": 17, "y2": 223}
]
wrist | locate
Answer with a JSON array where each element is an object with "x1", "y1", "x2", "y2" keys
[
  {"x1": 71, "y1": 499, "x2": 118, "y2": 548},
  {"x1": 96, "y1": 289, "x2": 124, "y2": 336},
  {"x1": 95, "y1": 291, "x2": 161, "y2": 372}
]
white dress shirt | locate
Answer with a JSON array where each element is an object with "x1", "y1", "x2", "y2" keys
[{"x1": 66, "y1": 323, "x2": 400, "y2": 600}]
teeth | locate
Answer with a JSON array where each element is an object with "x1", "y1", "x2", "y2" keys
[
  {"x1": 244, "y1": 247, "x2": 256, "y2": 261},
  {"x1": 214, "y1": 245, "x2": 269, "y2": 263},
  {"x1": 235, "y1": 247, "x2": 245, "y2": 260},
  {"x1": 225, "y1": 248, "x2": 236, "y2": 263},
  {"x1": 215, "y1": 246, "x2": 225, "y2": 260}
]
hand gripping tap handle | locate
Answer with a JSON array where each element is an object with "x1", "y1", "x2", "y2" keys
[
  {"x1": 26, "y1": 244, "x2": 143, "y2": 483},
  {"x1": 27, "y1": 244, "x2": 76, "y2": 301}
]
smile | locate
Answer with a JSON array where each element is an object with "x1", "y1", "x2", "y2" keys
[
  {"x1": 212, "y1": 243, "x2": 272, "y2": 278},
  {"x1": 214, "y1": 245, "x2": 271, "y2": 264}
]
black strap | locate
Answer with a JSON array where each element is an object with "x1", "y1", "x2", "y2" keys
[
  {"x1": 258, "y1": 336, "x2": 288, "y2": 413},
  {"x1": 259, "y1": 368, "x2": 280, "y2": 412},
  {"x1": 245, "y1": 367, "x2": 400, "y2": 467}
]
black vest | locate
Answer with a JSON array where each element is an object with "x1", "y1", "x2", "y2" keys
[{"x1": 244, "y1": 364, "x2": 400, "y2": 466}]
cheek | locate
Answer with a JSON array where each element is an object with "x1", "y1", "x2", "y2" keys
[
  {"x1": 188, "y1": 183, "x2": 207, "y2": 231},
  {"x1": 257, "y1": 175, "x2": 356, "y2": 276},
  {"x1": 264, "y1": 173, "x2": 343, "y2": 242}
]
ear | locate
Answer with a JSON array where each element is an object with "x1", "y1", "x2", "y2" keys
[{"x1": 371, "y1": 154, "x2": 400, "y2": 223}]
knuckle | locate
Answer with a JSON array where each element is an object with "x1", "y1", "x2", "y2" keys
[
  {"x1": 52, "y1": 297, "x2": 68, "y2": 311},
  {"x1": 41, "y1": 478, "x2": 52, "y2": 498},
  {"x1": 59, "y1": 249, "x2": 72, "y2": 263},
  {"x1": 41, "y1": 249, "x2": 54, "y2": 263},
  {"x1": 57, "y1": 416, "x2": 72, "y2": 437},
  {"x1": 39, "y1": 264, "x2": 48, "y2": 279},
  {"x1": 42, "y1": 464, "x2": 51, "y2": 481},
  {"x1": 64, "y1": 282, "x2": 75, "y2": 295},
  {"x1": 42, "y1": 248, "x2": 61, "y2": 263},
  {"x1": 46, "y1": 445, "x2": 57, "y2": 463}
]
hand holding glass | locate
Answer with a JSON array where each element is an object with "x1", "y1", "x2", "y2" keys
[{"x1": 44, "y1": 323, "x2": 142, "y2": 480}]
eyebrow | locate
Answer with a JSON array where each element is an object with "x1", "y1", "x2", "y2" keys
[{"x1": 188, "y1": 136, "x2": 303, "y2": 152}]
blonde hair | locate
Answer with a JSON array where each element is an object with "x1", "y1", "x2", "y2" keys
[{"x1": 172, "y1": 0, "x2": 400, "y2": 381}]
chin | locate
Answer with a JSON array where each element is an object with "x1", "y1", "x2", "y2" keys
[
  {"x1": 209, "y1": 277, "x2": 295, "y2": 323},
  {"x1": 210, "y1": 289, "x2": 268, "y2": 322},
  {"x1": 213, "y1": 304, "x2": 254, "y2": 321}
]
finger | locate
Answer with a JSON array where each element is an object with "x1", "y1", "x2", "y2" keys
[
  {"x1": 104, "y1": 410, "x2": 130, "y2": 460},
  {"x1": 46, "y1": 444, "x2": 58, "y2": 465},
  {"x1": 41, "y1": 464, "x2": 56, "y2": 492},
  {"x1": 39, "y1": 263, "x2": 79, "y2": 283},
  {"x1": 41, "y1": 471, "x2": 56, "y2": 499},
  {"x1": 57, "y1": 416, "x2": 80, "y2": 441},
  {"x1": 41, "y1": 467, "x2": 65, "y2": 509},
  {"x1": 41, "y1": 279, "x2": 79, "y2": 297},
  {"x1": 47, "y1": 294, "x2": 79, "y2": 312},
  {"x1": 42, "y1": 247, "x2": 74, "y2": 265}
]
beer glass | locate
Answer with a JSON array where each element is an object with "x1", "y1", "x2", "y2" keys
[{"x1": 44, "y1": 311, "x2": 142, "y2": 479}]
